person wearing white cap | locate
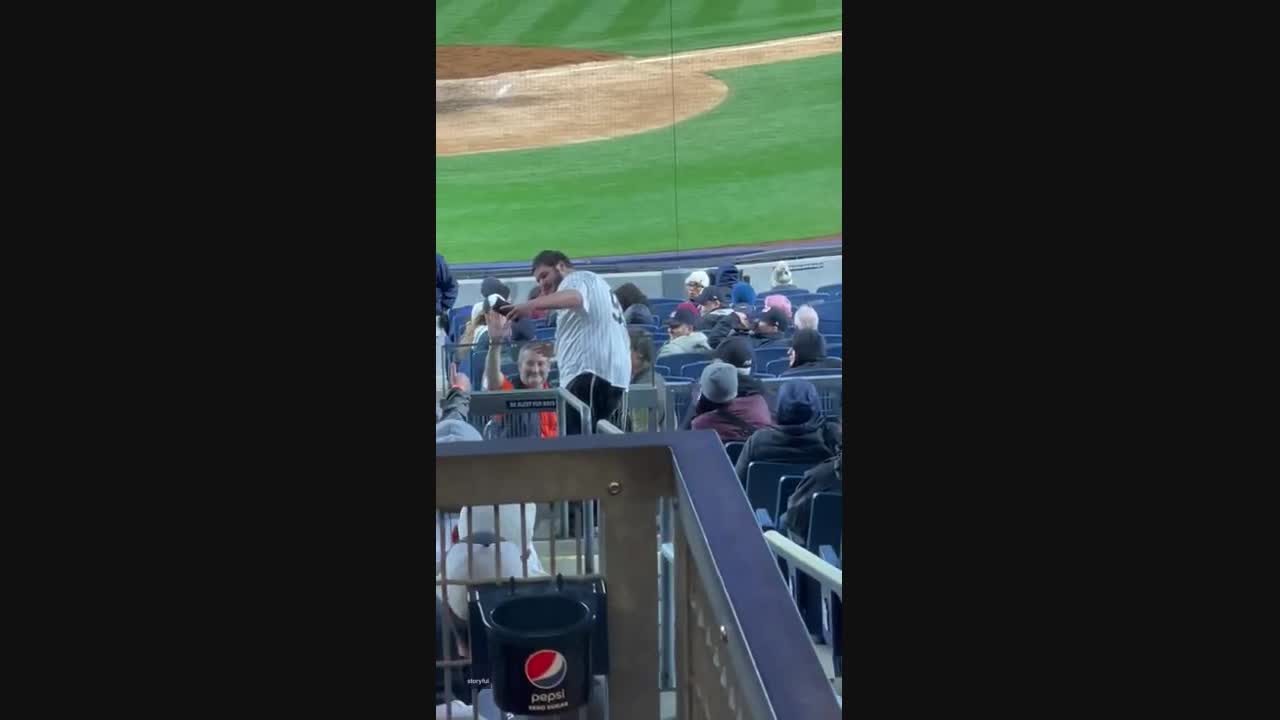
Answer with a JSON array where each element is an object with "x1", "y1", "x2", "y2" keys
[{"x1": 684, "y1": 270, "x2": 710, "y2": 301}]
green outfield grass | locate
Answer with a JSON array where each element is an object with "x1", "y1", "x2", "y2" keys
[
  {"x1": 437, "y1": 0, "x2": 842, "y2": 56},
  {"x1": 436, "y1": 0, "x2": 842, "y2": 264},
  {"x1": 436, "y1": 53, "x2": 841, "y2": 264}
]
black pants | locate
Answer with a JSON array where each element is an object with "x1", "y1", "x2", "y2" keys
[{"x1": 564, "y1": 372, "x2": 625, "y2": 435}]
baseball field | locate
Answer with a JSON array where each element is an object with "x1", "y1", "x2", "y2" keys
[{"x1": 436, "y1": 0, "x2": 843, "y2": 264}]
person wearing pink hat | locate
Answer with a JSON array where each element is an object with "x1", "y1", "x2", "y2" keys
[{"x1": 764, "y1": 293, "x2": 793, "y2": 320}]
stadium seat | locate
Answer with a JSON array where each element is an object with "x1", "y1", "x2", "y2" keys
[
  {"x1": 814, "y1": 303, "x2": 842, "y2": 325},
  {"x1": 649, "y1": 302, "x2": 681, "y2": 321},
  {"x1": 795, "y1": 492, "x2": 842, "y2": 640},
  {"x1": 827, "y1": 344, "x2": 842, "y2": 360},
  {"x1": 679, "y1": 360, "x2": 712, "y2": 381},
  {"x1": 787, "y1": 367, "x2": 842, "y2": 378},
  {"x1": 725, "y1": 441, "x2": 745, "y2": 465},
  {"x1": 775, "y1": 474, "x2": 804, "y2": 527},
  {"x1": 816, "y1": 283, "x2": 842, "y2": 297},
  {"x1": 656, "y1": 353, "x2": 709, "y2": 378},
  {"x1": 787, "y1": 293, "x2": 829, "y2": 307},
  {"x1": 755, "y1": 372, "x2": 777, "y2": 379},
  {"x1": 765, "y1": 357, "x2": 789, "y2": 376},
  {"x1": 759, "y1": 288, "x2": 809, "y2": 299},
  {"x1": 535, "y1": 326, "x2": 557, "y2": 340},
  {"x1": 654, "y1": 365, "x2": 672, "y2": 379},
  {"x1": 754, "y1": 508, "x2": 776, "y2": 532},
  {"x1": 822, "y1": 333, "x2": 842, "y2": 346},
  {"x1": 753, "y1": 347, "x2": 790, "y2": 375},
  {"x1": 449, "y1": 313, "x2": 470, "y2": 341},
  {"x1": 819, "y1": 544, "x2": 843, "y2": 675},
  {"x1": 818, "y1": 545, "x2": 840, "y2": 569},
  {"x1": 746, "y1": 462, "x2": 812, "y2": 507}
]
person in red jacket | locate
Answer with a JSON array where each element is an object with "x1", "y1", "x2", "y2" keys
[
  {"x1": 483, "y1": 310, "x2": 558, "y2": 438},
  {"x1": 690, "y1": 361, "x2": 772, "y2": 443}
]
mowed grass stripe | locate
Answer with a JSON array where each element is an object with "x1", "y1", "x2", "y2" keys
[
  {"x1": 515, "y1": 0, "x2": 598, "y2": 46},
  {"x1": 598, "y1": 0, "x2": 670, "y2": 43},
  {"x1": 446, "y1": 0, "x2": 528, "y2": 45},
  {"x1": 776, "y1": 0, "x2": 820, "y2": 16},
  {"x1": 686, "y1": 0, "x2": 746, "y2": 31}
]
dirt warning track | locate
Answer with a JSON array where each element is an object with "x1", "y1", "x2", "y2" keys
[{"x1": 436, "y1": 31, "x2": 842, "y2": 157}]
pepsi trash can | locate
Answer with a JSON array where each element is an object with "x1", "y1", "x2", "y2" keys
[{"x1": 483, "y1": 593, "x2": 595, "y2": 717}]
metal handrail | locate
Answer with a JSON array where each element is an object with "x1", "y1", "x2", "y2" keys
[
  {"x1": 762, "y1": 530, "x2": 842, "y2": 599},
  {"x1": 555, "y1": 386, "x2": 593, "y2": 436},
  {"x1": 596, "y1": 419, "x2": 625, "y2": 434}
]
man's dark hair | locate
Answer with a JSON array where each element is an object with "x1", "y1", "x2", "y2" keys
[
  {"x1": 629, "y1": 327, "x2": 655, "y2": 367},
  {"x1": 614, "y1": 282, "x2": 648, "y2": 311},
  {"x1": 531, "y1": 250, "x2": 572, "y2": 272}
]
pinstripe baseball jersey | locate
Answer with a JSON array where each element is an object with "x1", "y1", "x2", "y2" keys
[{"x1": 555, "y1": 270, "x2": 631, "y2": 389}]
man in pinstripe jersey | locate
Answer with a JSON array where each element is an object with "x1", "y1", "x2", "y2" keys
[{"x1": 506, "y1": 250, "x2": 631, "y2": 435}]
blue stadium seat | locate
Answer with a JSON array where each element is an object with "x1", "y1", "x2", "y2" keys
[
  {"x1": 822, "y1": 333, "x2": 842, "y2": 346},
  {"x1": 819, "y1": 544, "x2": 843, "y2": 675},
  {"x1": 776, "y1": 474, "x2": 804, "y2": 527},
  {"x1": 679, "y1": 360, "x2": 712, "y2": 381},
  {"x1": 654, "y1": 365, "x2": 672, "y2": 378},
  {"x1": 814, "y1": 303, "x2": 842, "y2": 325},
  {"x1": 755, "y1": 372, "x2": 777, "y2": 379},
  {"x1": 816, "y1": 283, "x2": 842, "y2": 297},
  {"x1": 787, "y1": 293, "x2": 829, "y2": 307},
  {"x1": 649, "y1": 299, "x2": 682, "y2": 317},
  {"x1": 754, "y1": 508, "x2": 776, "y2": 531},
  {"x1": 656, "y1": 353, "x2": 709, "y2": 378},
  {"x1": 724, "y1": 441, "x2": 745, "y2": 465},
  {"x1": 746, "y1": 462, "x2": 812, "y2": 507},
  {"x1": 759, "y1": 288, "x2": 809, "y2": 299},
  {"x1": 753, "y1": 347, "x2": 790, "y2": 375},
  {"x1": 766, "y1": 357, "x2": 791, "y2": 376},
  {"x1": 827, "y1": 344, "x2": 842, "y2": 360},
  {"x1": 787, "y1": 367, "x2": 842, "y2": 378},
  {"x1": 450, "y1": 313, "x2": 470, "y2": 341},
  {"x1": 795, "y1": 492, "x2": 842, "y2": 640},
  {"x1": 535, "y1": 326, "x2": 557, "y2": 340}
]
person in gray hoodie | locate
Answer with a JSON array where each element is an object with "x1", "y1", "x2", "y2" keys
[
  {"x1": 658, "y1": 306, "x2": 712, "y2": 358},
  {"x1": 733, "y1": 379, "x2": 840, "y2": 484}
]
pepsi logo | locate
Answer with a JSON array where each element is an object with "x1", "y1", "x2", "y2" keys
[{"x1": 524, "y1": 649, "x2": 567, "y2": 690}]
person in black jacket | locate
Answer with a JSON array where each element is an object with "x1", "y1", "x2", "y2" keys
[
  {"x1": 615, "y1": 282, "x2": 655, "y2": 326},
  {"x1": 781, "y1": 329, "x2": 842, "y2": 376},
  {"x1": 733, "y1": 379, "x2": 840, "y2": 484},
  {"x1": 750, "y1": 306, "x2": 791, "y2": 349},
  {"x1": 781, "y1": 452, "x2": 842, "y2": 542},
  {"x1": 436, "y1": 253, "x2": 457, "y2": 318}
]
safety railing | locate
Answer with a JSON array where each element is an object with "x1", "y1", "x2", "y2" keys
[
  {"x1": 762, "y1": 531, "x2": 843, "y2": 682},
  {"x1": 663, "y1": 375, "x2": 843, "y2": 431},
  {"x1": 762, "y1": 531, "x2": 842, "y2": 600},
  {"x1": 436, "y1": 432, "x2": 841, "y2": 720}
]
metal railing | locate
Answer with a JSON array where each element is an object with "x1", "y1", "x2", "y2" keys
[
  {"x1": 761, "y1": 531, "x2": 842, "y2": 600},
  {"x1": 662, "y1": 375, "x2": 843, "y2": 431},
  {"x1": 436, "y1": 432, "x2": 841, "y2": 720}
]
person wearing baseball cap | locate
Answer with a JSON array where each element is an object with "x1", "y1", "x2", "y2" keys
[
  {"x1": 695, "y1": 286, "x2": 734, "y2": 330},
  {"x1": 751, "y1": 306, "x2": 791, "y2": 348},
  {"x1": 658, "y1": 305, "x2": 712, "y2": 358}
]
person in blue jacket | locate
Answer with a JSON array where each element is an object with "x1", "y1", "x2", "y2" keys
[{"x1": 436, "y1": 253, "x2": 458, "y2": 324}]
